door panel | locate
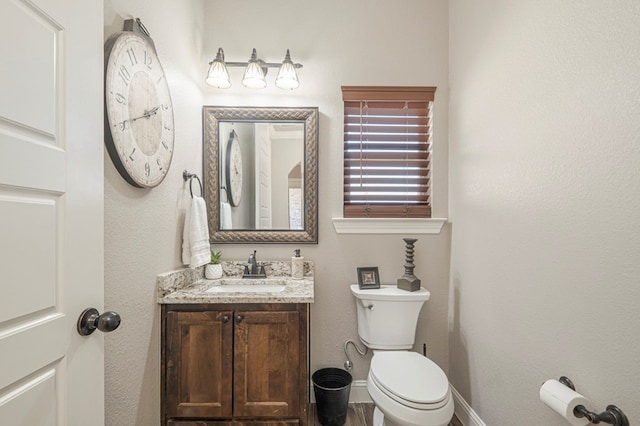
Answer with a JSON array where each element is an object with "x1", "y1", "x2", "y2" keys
[
  {"x1": 0, "y1": 193, "x2": 58, "y2": 324},
  {"x1": 0, "y1": 0, "x2": 103, "y2": 424},
  {"x1": 0, "y1": 315, "x2": 65, "y2": 391},
  {"x1": 0, "y1": 368, "x2": 58, "y2": 425},
  {"x1": 255, "y1": 123, "x2": 272, "y2": 229},
  {"x1": 233, "y1": 311, "x2": 300, "y2": 418},
  {"x1": 166, "y1": 311, "x2": 234, "y2": 418},
  {"x1": 0, "y1": 0, "x2": 58, "y2": 134}
]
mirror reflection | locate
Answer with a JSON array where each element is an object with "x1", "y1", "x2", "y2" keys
[
  {"x1": 218, "y1": 121, "x2": 304, "y2": 230},
  {"x1": 203, "y1": 106, "x2": 318, "y2": 243}
]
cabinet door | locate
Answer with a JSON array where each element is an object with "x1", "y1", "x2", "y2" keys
[
  {"x1": 166, "y1": 310, "x2": 234, "y2": 418},
  {"x1": 233, "y1": 310, "x2": 300, "y2": 418}
]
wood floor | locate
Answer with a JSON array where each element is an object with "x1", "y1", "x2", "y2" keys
[{"x1": 309, "y1": 403, "x2": 463, "y2": 426}]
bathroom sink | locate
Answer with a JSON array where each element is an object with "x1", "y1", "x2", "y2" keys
[
  {"x1": 206, "y1": 284, "x2": 286, "y2": 293},
  {"x1": 205, "y1": 278, "x2": 287, "y2": 293}
]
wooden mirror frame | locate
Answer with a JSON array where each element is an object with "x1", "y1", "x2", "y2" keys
[{"x1": 203, "y1": 106, "x2": 319, "y2": 243}]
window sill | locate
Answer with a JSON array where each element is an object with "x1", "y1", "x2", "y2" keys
[{"x1": 332, "y1": 217, "x2": 447, "y2": 235}]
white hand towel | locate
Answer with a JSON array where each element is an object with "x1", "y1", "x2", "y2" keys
[
  {"x1": 220, "y1": 201, "x2": 233, "y2": 230},
  {"x1": 182, "y1": 196, "x2": 210, "y2": 268},
  {"x1": 181, "y1": 200, "x2": 192, "y2": 266}
]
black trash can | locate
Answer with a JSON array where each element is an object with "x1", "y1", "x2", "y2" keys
[{"x1": 312, "y1": 368, "x2": 352, "y2": 426}]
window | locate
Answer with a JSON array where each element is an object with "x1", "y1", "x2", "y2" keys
[{"x1": 342, "y1": 86, "x2": 436, "y2": 218}]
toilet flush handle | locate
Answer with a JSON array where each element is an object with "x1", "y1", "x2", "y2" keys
[{"x1": 360, "y1": 300, "x2": 374, "y2": 311}]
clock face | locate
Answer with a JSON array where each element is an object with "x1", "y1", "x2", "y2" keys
[
  {"x1": 104, "y1": 31, "x2": 174, "y2": 188},
  {"x1": 225, "y1": 136, "x2": 242, "y2": 206}
]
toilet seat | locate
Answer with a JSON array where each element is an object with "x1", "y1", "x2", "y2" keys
[{"x1": 370, "y1": 351, "x2": 450, "y2": 410}]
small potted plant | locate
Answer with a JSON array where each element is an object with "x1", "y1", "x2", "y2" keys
[{"x1": 205, "y1": 250, "x2": 223, "y2": 279}]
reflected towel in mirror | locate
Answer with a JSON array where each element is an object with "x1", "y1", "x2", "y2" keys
[
  {"x1": 220, "y1": 201, "x2": 232, "y2": 230},
  {"x1": 182, "y1": 196, "x2": 210, "y2": 268}
]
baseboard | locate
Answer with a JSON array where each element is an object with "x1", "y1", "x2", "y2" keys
[
  {"x1": 309, "y1": 380, "x2": 486, "y2": 426},
  {"x1": 348, "y1": 380, "x2": 372, "y2": 402},
  {"x1": 309, "y1": 380, "x2": 371, "y2": 403},
  {"x1": 450, "y1": 385, "x2": 486, "y2": 426}
]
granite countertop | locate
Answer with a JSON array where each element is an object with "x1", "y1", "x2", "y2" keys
[{"x1": 157, "y1": 260, "x2": 314, "y2": 304}]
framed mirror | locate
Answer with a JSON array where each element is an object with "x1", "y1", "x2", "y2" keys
[{"x1": 203, "y1": 106, "x2": 318, "y2": 243}]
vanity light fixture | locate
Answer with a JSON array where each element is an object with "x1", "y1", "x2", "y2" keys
[
  {"x1": 205, "y1": 47, "x2": 303, "y2": 90},
  {"x1": 205, "y1": 48, "x2": 232, "y2": 89}
]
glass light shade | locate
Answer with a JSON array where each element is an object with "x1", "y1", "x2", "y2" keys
[
  {"x1": 242, "y1": 48, "x2": 267, "y2": 89},
  {"x1": 206, "y1": 61, "x2": 231, "y2": 88},
  {"x1": 275, "y1": 50, "x2": 299, "y2": 90},
  {"x1": 205, "y1": 48, "x2": 231, "y2": 88}
]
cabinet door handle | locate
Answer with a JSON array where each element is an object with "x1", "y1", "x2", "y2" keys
[
  {"x1": 235, "y1": 314, "x2": 243, "y2": 323},
  {"x1": 221, "y1": 315, "x2": 229, "y2": 323}
]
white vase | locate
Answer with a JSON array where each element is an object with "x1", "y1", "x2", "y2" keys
[{"x1": 205, "y1": 263, "x2": 223, "y2": 279}]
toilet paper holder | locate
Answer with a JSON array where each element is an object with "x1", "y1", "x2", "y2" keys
[{"x1": 558, "y1": 376, "x2": 629, "y2": 426}]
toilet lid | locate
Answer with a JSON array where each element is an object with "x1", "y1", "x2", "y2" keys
[{"x1": 370, "y1": 352, "x2": 449, "y2": 407}]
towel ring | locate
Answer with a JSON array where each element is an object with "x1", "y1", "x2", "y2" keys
[{"x1": 182, "y1": 170, "x2": 203, "y2": 198}]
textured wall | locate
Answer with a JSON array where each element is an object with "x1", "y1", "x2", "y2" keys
[
  {"x1": 103, "y1": 1, "x2": 205, "y2": 425},
  {"x1": 104, "y1": 0, "x2": 450, "y2": 425},
  {"x1": 449, "y1": 1, "x2": 640, "y2": 424}
]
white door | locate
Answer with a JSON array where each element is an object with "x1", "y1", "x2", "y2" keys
[
  {"x1": 0, "y1": 0, "x2": 105, "y2": 425},
  {"x1": 254, "y1": 124, "x2": 272, "y2": 229}
]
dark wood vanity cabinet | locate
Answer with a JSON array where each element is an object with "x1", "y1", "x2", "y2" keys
[{"x1": 162, "y1": 303, "x2": 309, "y2": 426}]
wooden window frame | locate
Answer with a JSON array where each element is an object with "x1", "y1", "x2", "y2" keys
[{"x1": 342, "y1": 86, "x2": 436, "y2": 218}]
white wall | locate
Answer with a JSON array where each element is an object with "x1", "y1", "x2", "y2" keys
[
  {"x1": 104, "y1": 0, "x2": 449, "y2": 424},
  {"x1": 449, "y1": 1, "x2": 640, "y2": 424},
  {"x1": 103, "y1": 1, "x2": 205, "y2": 424}
]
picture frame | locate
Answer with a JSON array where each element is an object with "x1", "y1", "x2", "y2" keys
[{"x1": 357, "y1": 267, "x2": 380, "y2": 289}]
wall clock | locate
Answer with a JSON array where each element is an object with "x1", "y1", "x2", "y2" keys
[
  {"x1": 104, "y1": 18, "x2": 174, "y2": 188},
  {"x1": 225, "y1": 132, "x2": 243, "y2": 207}
]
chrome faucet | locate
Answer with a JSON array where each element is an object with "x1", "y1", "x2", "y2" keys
[
  {"x1": 248, "y1": 250, "x2": 258, "y2": 274},
  {"x1": 243, "y1": 250, "x2": 266, "y2": 278}
]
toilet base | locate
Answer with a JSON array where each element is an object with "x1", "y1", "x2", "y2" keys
[
  {"x1": 373, "y1": 406, "x2": 384, "y2": 426},
  {"x1": 368, "y1": 369, "x2": 454, "y2": 426},
  {"x1": 373, "y1": 405, "x2": 453, "y2": 426},
  {"x1": 374, "y1": 406, "x2": 399, "y2": 426}
]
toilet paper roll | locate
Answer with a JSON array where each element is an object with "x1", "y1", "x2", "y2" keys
[{"x1": 539, "y1": 379, "x2": 590, "y2": 426}]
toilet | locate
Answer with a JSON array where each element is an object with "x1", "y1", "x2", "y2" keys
[{"x1": 351, "y1": 285, "x2": 454, "y2": 426}]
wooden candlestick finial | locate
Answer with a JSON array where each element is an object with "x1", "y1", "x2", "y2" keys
[{"x1": 397, "y1": 238, "x2": 421, "y2": 292}]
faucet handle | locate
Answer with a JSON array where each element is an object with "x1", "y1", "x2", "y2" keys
[{"x1": 258, "y1": 265, "x2": 265, "y2": 275}]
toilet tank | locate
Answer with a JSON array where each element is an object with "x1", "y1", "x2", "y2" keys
[{"x1": 350, "y1": 285, "x2": 430, "y2": 350}]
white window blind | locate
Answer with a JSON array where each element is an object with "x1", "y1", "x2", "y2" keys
[{"x1": 342, "y1": 86, "x2": 436, "y2": 218}]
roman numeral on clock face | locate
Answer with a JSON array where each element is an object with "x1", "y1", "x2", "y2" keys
[
  {"x1": 126, "y1": 47, "x2": 137, "y2": 66},
  {"x1": 119, "y1": 65, "x2": 130, "y2": 85}
]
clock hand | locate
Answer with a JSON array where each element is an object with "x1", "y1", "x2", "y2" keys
[
  {"x1": 117, "y1": 106, "x2": 160, "y2": 131},
  {"x1": 131, "y1": 106, "x2": 160, "y2": 122}
]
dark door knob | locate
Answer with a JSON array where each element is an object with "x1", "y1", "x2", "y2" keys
[
  {"x1": 235, "y1": 314, "x2": 243, "y2": 323},
  {"x1": 77, "y1": 308, "x2": 121, "y2": 336}
]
